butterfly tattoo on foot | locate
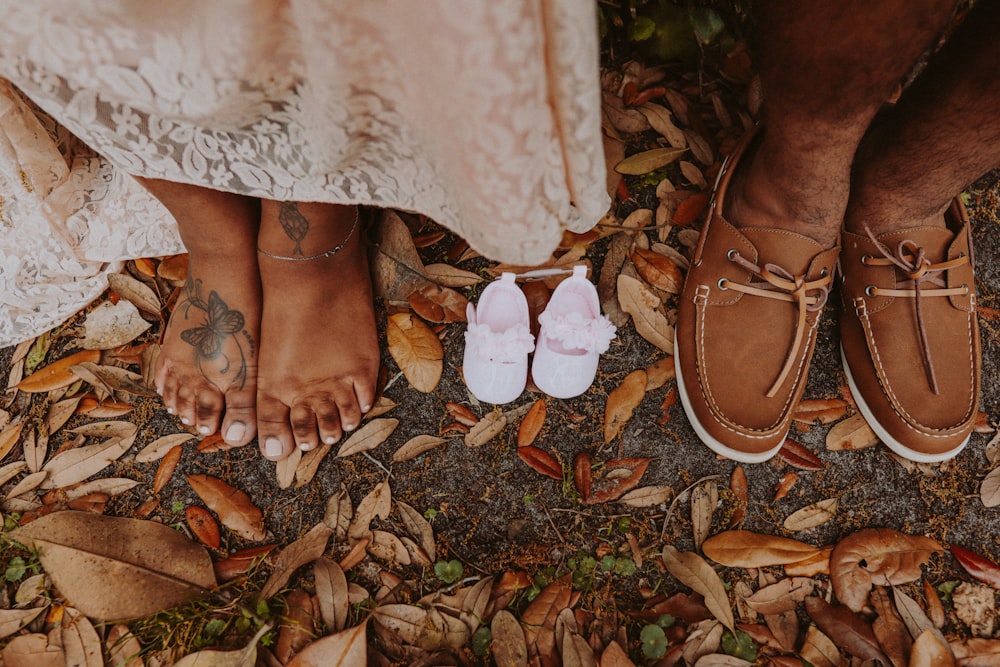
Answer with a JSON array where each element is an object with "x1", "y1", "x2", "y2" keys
[{"x1": 177, "y1": 278, "x2": 250, "y2": 390}]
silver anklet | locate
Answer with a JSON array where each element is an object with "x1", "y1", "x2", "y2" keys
[{"x1": 257, "y1": 207, "x2": 359, "y2": 261}]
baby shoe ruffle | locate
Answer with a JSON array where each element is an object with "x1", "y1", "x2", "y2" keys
[
  {"x1": 464, "y1": 321, "x2": 535, "y2": 362},
  {"x1": 537, "y1": 310, "x2": 615, "y2": 353}
]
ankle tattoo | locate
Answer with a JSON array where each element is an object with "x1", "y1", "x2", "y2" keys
[
  {"x1": 278, "y1": 202, "x2": 310, "y2": 256},
  {"x1": 258, "y1": 206, "x2": 359, "y2": 261}
]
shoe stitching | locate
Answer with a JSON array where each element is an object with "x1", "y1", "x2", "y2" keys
[
  {"x1": 854, "y1": 296, "x2": 976, "y2": 437},
  {"x1": 694, "y1": 284, "x2": 816, "y2": 438}
]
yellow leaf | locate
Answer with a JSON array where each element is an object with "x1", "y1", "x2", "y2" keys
[
  {"x1": 702, "y1": 530, "x2": 821, "y2": 567},
  {"x1": 386, "y1": 313, "x2": 442, "y2": 393},
  {"x1": 615, "y1": 147, "x2": 688, "y2": 175},
  {"x1": 17, "y1": 349, "x2": 101, "y2": 393},
  {"x1": 604, "y1": 370, "x2": 647, "y2": 443}
]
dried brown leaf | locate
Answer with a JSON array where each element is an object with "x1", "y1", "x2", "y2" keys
[
  {"x1": 293, "y1": 442, "x2": 332, "y2": 488},
  {"x1": 799, "y1": 625, "x2": 841, "y2": 667},
  {"x1": 729, "y1": 465, "x2": 748, "y2": 527},
  {"x1": 517, "y1": 399, "x2": 546, "y2": 448},
  {"x1": 521, "y1": 576, "x2": 573, "y2": 650},
  {"x1": 374, "y1": 604, "x2": 468, "y2": 650},
  {"x1": 368, "y1": 529, "x2": 411, "y2": 567},
  {"x1": 661, "y1": 545, "x2": 734, "y2": 632},
  {"x1": 792, "y1": 398, "x2": 849, "y2": 425},
  {"x1": 894, "y1": 587, "x2": 948, "y2": 647},
  {"x1": 108, "y1": 272, "x2": 161, "y2": 315},
  {"x1": 80, "y1": 301, "x2": 152, "y2": 350},
  {"x1": 491, "y1": 609, "x2": 528, "y2": 667},
  {"x1": 615, "y1": 147, "x2": 687, "y2": 175},
  {"x1": 323, "y1": 488, "x2": 353, "y2": 539},
  {"x1": 286, "y1": 622, "x2": 368, "y2": 667},
  {"x1": 826, "y1": 413, "x2": 879, "y2": 451},
  {"x1": 275, "y1": 446, "x2": 301, "y2": 490},
  {"x1": 314, "y1": 557, "x2": 349, "y2": 633},
  {"x1": 392, "y1": 434, "x2": 447, "y2": 462},
  {"x1": 424, "y1": 263, "x2": 484, "y2": 288},
  {"x1": 61, "y1": 608, "x2": 103, "y2": 667},
  {"x1": 870, "y1": 587, "x2": 911, "y2": 667},
  {"x1": 11, "y1": 511, "x2": 215, "y2": 621},
  {"x1": 187, "y1": 474, "x2": 266, "y2": 542},
  {"x1": 2, "y1": 632, "x2": 64, "y2": 667},
  {"x1": 631, "y1": 247, "x2": 684, "y2": 294},
  {"x1": 776, "y1": 438, "x2": 825, "y2": 471},
  {"x1": 153, "y1": 445, "x2": 182, "y2": 494},
  {"x1": 617, "y1": 275, "x2": 674, "y2": 353},
  {"x1": 518, "y1": 446, "x2": 562, "y2": 480},
  {"x1": 134, "y1": 433, "x2": 195, "y2": 463},
  {"x1": 42, "y1": 423, "x2": 137, "y2": 488},
  {"x1": 703, "y1": 530, "x2": 821, "y2": 567},
  {"x1": 186, "y1": 506, "x2": 221, "y2": 550},
  {"x1": 691, "y1": 481, "x2": 717, "y2": 552},
  {"x1": 337, "y1": 418, "x2": 398, "y2": 457},
  {"x1": 275, "y1": 589, "x2": 315, "y2": 664},
  {"x1": 638, "y1": 102, "x2": 687, "y2": 148},
  {"x1": 981, "y1": 467, "x2": 1000, "y2": 507},
  {"x1": 584, "y1": 457, "x2": 649, "y2": 504},
  {"x1": 0, "y1": 608, "x2": 46, "y2": 640},
  {"x1": 910, "y1": 630, "x2": 955, "y2": 667},
  {"x1": 46, "y1": 397, "x2": 83, "y2": 435},
  {"x1": 784, "y1": 547, "x2": 832, "y2": 577},
  {"x1": 804, "y1": 596, "x2": 888, "y2": 664},
  {"x1": 604, "y1": 370, "x2": 647, "y2": 443},
  {"x1": 923, "y1": 578, "x2": 946, "y2": 629},
  {"x1": 173, "y1": 624, "x2": 269, "y2": 667},
  {"x1": 261, "y1": 522, "x2": 334, "y2": 599},
  {"x1": 618, "y1": 485, "x2": 672, "y2": 507},
  {"x1": 18, "y1": 350, "x2": 101, "y2": 393},
  {"x1": 465, "y1": 410, "x2": 507, "y2": 447},
  {"x1": 386, "y1": 312, "x2": 442, "y2": 393},
  {"x1": 396, "y1": 501, "x2": 435, "y2": 562},
  {"x1": 783, "y1": 498, "x2": 838, "y2": 532},
  {"x1": 407, "y1": 284, "x2": 469, "y2": 323},
  {"x1": 745, "y1": 578, "x2": 816, "y2": 615},
  {"x1": 348, "y1": 481, "x2": 391, "y2": 541},
  {"x1": 830, "y1": 528, "x2": 942, "y2": 612},
  {"x1": 21, "y1": 429, "x2": 45, "y2": 473}
]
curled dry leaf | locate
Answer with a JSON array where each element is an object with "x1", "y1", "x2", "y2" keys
[
  {"x1": 691, "y1": 481, "x2": 718, "y2": 552},
  {"x1": 396, "y1": 501, "x2": 436, "y2": 562},
  {"x1": 773, "y1": 471, "x2": 797, "y2": 502},
  {"x1": 776, "y1": 438, "x2": 825, "y2": 471},
  {"x1": 584, "y1": 457, "x2": 650, "y2": 504},
  {"x1": 491, "y1": 609, "x2": 528, "y2": 667},
  {"x1": 0, "y1": 420, "x2": 25, "y2": 463},
  {"x1": 158, "y1": 253, "x2": 189, "y2": 282},
  {"x1": 618, "y1": 485, "x2": 672, "y2": 508},
  {"x1": 615, "y1": 147, "x2": 687, "y2": 175},
  {"x1": 407, "y1": 284, "x2": 469, "y2": 323},
  {"x1": 631, "y1": 247, "x2": 684, "y2": 294},
  {"x1": 293, "y1": 442, "x2": 332, "y2": 488},
  {"x1": 17, "y1": 350, "x2": 101, "y2": 393},
  {"x1": 804, "y1": 596, "x2": 888, "y2": 664},
  {"x1": 261, "y1": 522, "x2": 334, "y2": 599},
  {"x1": 374, "y1": 604, "x2": 468, "y2": 651},
  {"x1": 10, "y1": 511, "x2": 215, "y2": 621},
  {"x1": 784, "y1": 547, "x2": 833, "y2": 577},
  {"x1": 60, "y1": 609, "x2": 102, "y2": 667},
  {"x1": 661, "y1": 546, "x2": 734, "y2": 632},
  {"x1": 0, "y1": 608, "x2": 46, "y2": 640},
  {"x1": 348, "y1": 480, "x2": 391, "y2": 541},
  {"x1": 275, "y1": 446, "x2": 301, "y2": 490},
  {"x1": 729, "y1": 465, "x2": 748, "y2": 527},
  {"x1": 186, "y1": 506, "x2": 221, "y2": 550},
  {"x1": 445, "y1": 402, "x2": 479, "y2": 426},
  {"x1": 107, "y1": 272, "x2": 161, "y2": 315},
  {"x1": 187, "y1": 474, "x2": 266, "y2": 542},
  {"x1": 783, "y1": 498, "x2": 838, "y2": 532},
  {"x1": 173, "y1": 623, "x2": 270, "y2": 667},
  {"x1": 80, "y1": 301, "x2": 152, "y2": 350},
  {"x1": 745, "y1": 578, "x2": 817, "y2": 615},
  {"x1": 826, "y1": 413, "x2": 879, "y2": 451},
  {"x1": 367, "y1": 530, "x2": 411, "y2": 567},
  {"x1": 152, "y1": 445, "x2": 182, "y2": 494},
  {"x1": 324, "y1": 488, "x2": 353, "y2": 539},
  {"x1": 799, "y1": 625, "x2": 841, "y2": 667},
  {"x1": 702, "y1": 530, "x2": 820, "y2": 567},
  {"x1": 392, "y1": 434, "x2": 447, "y2": 462},
  {"x1": 465, "y1": 410, "x2": 507, "y2": 447},
  {"x1": 521, "y1": 576, "x2": 574, "y2": 649},
  {"x1": 517, "y1": 399, "x2": 546, "y2": 448},
  {"x1": 386, "y1": 312, "x2": 443, "y2": 393},
  {"x1": 910, "y1": 630, "x2": 955, "y2": 667},
  {"x1": 922, "y1": 578, "x2": 946, "y2": 629},
  {"x1": 981, "y1": 467, "x2": 1000, "y2": 507},
  {"x1": 617, "y1": 275, "x2": 674, "y2": 353},
  {"x1": 644, "y1": 356, "x2": 675, "y2": 391},
  {"x1": 604, "y1": 369, "x2": 648, "y2": 443},
  {"x1": 275, "y1": 589, "x2": 315, "y2": 664},
  {"x1": 950, "y1": 544, "x2": 1000, "y2": 590},
  {"x1": 213, "y1": 544, "x2": 277, "y2": 582},
  {"x1": 574, "y1": 453, "x2": 592, "y2": 499},
  {"x1": 518, "y1": 446, "x2": 562, "y2": 480},
  {"x1": 639, "y1": 102, "x2": 687, "y2": 148},
  {"x1": 286, "y1": 622, "x2": 368, "y2": 667},
  {"x1": 337, "y1": 418, "x2": 398, "y2": 457},
  {"x1": 869, "y1": 587, "x2": 911, "y2": 667},
  {"x1": 830, "y1": 528, "x2": 942, "y2": 612},
  {"x1": 792, "y1": 398, "x2": 849, "y2": 425}
]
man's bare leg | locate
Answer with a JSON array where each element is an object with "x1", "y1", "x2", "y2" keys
[
  {"x1": 846, "y1": 0, "x2": 1000, "y2": 233},
  {"x1": 728, "y1": 0, "x2": 957, "y2": 247},
  {"x1": 142, "y1": 179, "x2": 261, "y2": 447},
  {"x1": 256, "y1": 202, "x2": 380, "y2": 461}
]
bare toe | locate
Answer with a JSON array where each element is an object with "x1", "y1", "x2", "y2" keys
[
  {"x1": 221, "y1": 386, "x2": 258, "y2": 447},
  {"x1": 257, "y1": 393, "x2": 296, "y2": 460},
  {"x1": 314, "y1": 398, "x2": 343, "y2": 445}
]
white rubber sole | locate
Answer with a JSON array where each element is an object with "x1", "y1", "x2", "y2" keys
[
  {"x1": 839, "y1": 344, "x2": 967, "y2": 464},
  {"x1": 673, "y1": 337, "x2": 784, "y2": 464}
]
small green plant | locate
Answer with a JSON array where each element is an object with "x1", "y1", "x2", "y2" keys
[
  {"x1": 4, "y1": 556, "x2": 27, "y2": 582},
  {"x1": 171, "y1": 500, "x2": 185, "y2": 514},
  {"x1": 522, "y1": 492, "x2": 535, "y2": 504},
  {"x1": 434, "y1": 560, "x2": 464, "y2": 584},
  {"x1": 640, "y1": 623, "x2": 668, "y2": 659},
  {"x1": 721, "y1": 628, "x2": 757, "y2": 660},
  {"x1": 423, "y1": 507, "x2": 439, "y2": 520},
  {"x1": 471, "y1": 626, "x2": 492, "y2": 657}
]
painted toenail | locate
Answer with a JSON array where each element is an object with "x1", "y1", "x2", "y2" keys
[
  {"x1": 324, "y1": 436, "x2": 338, "y2": 444},
  {"x1": 299, "y1": 442, "x2": 313, "y2": 451},
  {"x1": 181, "y1": 417, "x2": 192, "y2": 425},
  {"x1": 166, "y1": 407, "x2": 175, "y2": 415},
  {"x1": 198, "y1": 425, "x2": 210, "y2": 434},
  {"x1": 343, "y1": 423, "x2": 356, "y2": 431},
  {"x1": 361, "y1": 404, "x2": 372, "y2": 412},
  {"x1": 225, "y1": 423, "x2": 246, "y2": 442},
  {"x1": 265, "y1": 437, "x2": 283, "y2": 457}
]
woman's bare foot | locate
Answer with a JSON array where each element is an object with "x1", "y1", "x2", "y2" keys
[
  {"x1": 140, "y1": 179, "x2": 262, "y2": 446},
  {"x1": 255, "y1": 202, "x2": 380, "y2": 461}
]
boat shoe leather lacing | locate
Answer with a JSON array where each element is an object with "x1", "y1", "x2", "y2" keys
[
  {"x1": 721, "y1": 250, "x2": 833, "y2": 397},
  {"x1": 861, "y1": 226, "x2": 970, "y2": 394}
]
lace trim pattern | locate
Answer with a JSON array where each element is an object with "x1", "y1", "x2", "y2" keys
[{"x1": 465, "y1": 322, "x2": 535, "y2": 362}]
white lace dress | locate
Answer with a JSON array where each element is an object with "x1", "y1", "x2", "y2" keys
[{"x1": 0, "y1": 1, "x2": 609, "y2": 347}]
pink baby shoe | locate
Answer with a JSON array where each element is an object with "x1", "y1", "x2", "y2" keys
[
  {"x1": 531, "y1": 265, "x2": 615, "y2": 399},
  {"x1": 463, "y1": 272, "x2": 535, "y2": 404}
]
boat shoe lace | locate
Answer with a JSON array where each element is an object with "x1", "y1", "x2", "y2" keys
[
  {"x1": 861, "y1": 226, "x2": 971, "y2": 394},
  {"x1": 720, "y1": 249, "x2": 833, "y2": 398}
]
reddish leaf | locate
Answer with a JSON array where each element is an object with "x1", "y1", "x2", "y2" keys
[
  {"x1": 583, "y1": 458, "x2": 650, "y2": 505},
  {"x1": 518, "y1": 446, "x2": 562, "y2": 480},
  {"x1": 196, "y1": 433, "x2": 229, "y2": 453},
  {"x1": 517, "y1": 399, "x2": 546, "y2": 448},
  {"x1": 407, "y1": 284, "x2": 469, "y2": 323},
  {"x1": 604, "y1": 370, "x2": 648, "y2": 443},
  {"x1": 213, "y1": 545, "x2": 278, "y2": 582},
  {"x1": 186, "y1": 474, "x2": 266, "y2": 542},
  {"x1": 185, "y1": 506, "x2": 221, "y2": 549},
  {"x1": 657, "y1": 387, "x2": 677, "y2": 425},
  {"x1": 922, "y1": 578, "x2": 946, "y2": 628},
  {"x1": 445, "y1": 402, "x2": 479, "y2": 427},
  {"x1": 951, "y1": 544, "x2": 1000, "y2": 590},
  {"x1": 777, "y1": 439, "x2": 825, "y2": 471},
  {"x1": 152, "y1": 446, "x2": 182, "y2": 494},
  {"x1": 631, "y1": 247, "x2": 684, "y2": 294},
  {"x1": 76, "y1": 396, "x2": 133, "y2": 418},
  {"x1": 574, "y1": 453, "x2": 592, "y2": 500},
  {"x1": 18, "y1": 350, "x2": 101, "y2": 393},
  {"x1": 773, "y1": 471, "x2": 797, "y2": 502},
  {"x1": 729, "y1": 466, "x2": 748, "y2": 527},
  {"x1": 792, "y1": 398, "x2": 849, "y2": 425},
  {"x1": 412, "y1": 230, "x2": 446, "y2": 247},
  {"x1": 804, "y1": 597, "x2": 889, "y2": 664},
  {"x1": 672, "y1": 192, "x2": 710, "y2": 226}
]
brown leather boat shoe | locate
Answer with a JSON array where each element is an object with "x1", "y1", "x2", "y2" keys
[
  {"x1": 675, "y1": 129, "x2": 839, "y2": 462},
  {"x1": 840, "y1": 198, "x2": 980, "y2": 462}
]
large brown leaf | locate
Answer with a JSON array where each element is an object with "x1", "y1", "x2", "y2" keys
[
  {"x1": 870, "y1": 586, "x2": 911, "y2": 667},
  {"x1": 491, "y1": 610, "x2": 528, "y2": 667},
  {"x1": 374, "y1": 604, "x2": 468, "y2": 650},
  {"x1": 41, "y1": 422, "x2": 137, "y2": 488},
  {"x1": 0, "y1": 608, "x2": 46, "y2": 640},
  {"x1": 909, "y1": 630, "x2": 954, "y2": 667},
  {"x1": 386, "y1": 312, "x2": 443, "y2": 393},
  {"x1": 661, "y1": 545, "x2": 734, "y2": 632},
  {"x1": 286, "y1": 622, "x2": 368, "y2": 667},
  {"x1": 1, "y1": 633, "x2": 64, "y2": 667},
  {"x1": 174, "y1": 624, "x2": 270, "y2": 667},
  {"x1": 371, "y1": 211, "x2": 431, "y2": 303},
  {"x1": 617, "y1": 275, "x2": 673, "y2": 353},
  {"x1": 604, "y1": 370, "x2": 647, "y2": 443},
  {"x1": 10, "y1": 511, "x2": 215, "y2": 620},
  {"x1": 702, "y1": 530, "x2": 820, "y2": 567},
  {"x1": 261, "y1": 522, "x2": 334, "y2": 598},
  {"x1": 630, "y1": 247, "x2": 684, "y2": 294},
  {"x1": 830, "y1": 528, "x2": 941, "y2": 612},
  {"x1": 804, "y1": 597, "x2": 888, "y2": 664},
  {"x1": 407, "y1": 284, "x2": 469, "y2": 323},
  {"x1": 187, "y1": 474, "x2": 266, "y2": 542}
]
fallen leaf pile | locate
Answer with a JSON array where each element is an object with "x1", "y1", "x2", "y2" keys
[{"x1": 4, "y1": 15, "x2": 1000, "y2": 667}]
